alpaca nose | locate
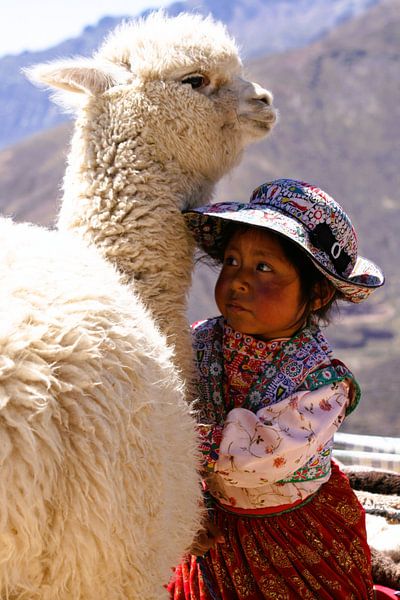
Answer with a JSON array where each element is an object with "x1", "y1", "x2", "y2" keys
[
  {"x1": 235, "y1": 76, "x2": 277, "y2": 137},
  {"x1": 240, "y1": 79, "x2": 273, "y2": 106},
  {"x1": 251, "y1": 82, "x2": 273, "y2": 106}
]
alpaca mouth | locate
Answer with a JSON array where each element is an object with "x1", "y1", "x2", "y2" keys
[
  {"x1": 253, "y1": 119, "x2": 275, "y2": 130},
  {"x1": 240, "y1": 108, "x2": 277, "y2": 132}
]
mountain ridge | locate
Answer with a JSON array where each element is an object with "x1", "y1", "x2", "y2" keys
[{"x1": 0, "y1": 0, "x2": 381, "y2": 149}]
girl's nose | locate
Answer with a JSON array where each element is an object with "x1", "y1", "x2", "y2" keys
[{"x1": 231, "y1": 272, "x2": 249, "y2": 292}]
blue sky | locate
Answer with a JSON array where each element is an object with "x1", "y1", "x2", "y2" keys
[{"x1": 0, "y1": 0, "x2": 172, "y2": 58}]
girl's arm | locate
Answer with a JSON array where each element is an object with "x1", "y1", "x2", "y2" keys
[
  {"x1": 206, "y1": 380, "x2": 351, "y2": 487},
  {"x1": 198, "y1": 424, "x2": 224, "y2": 473}
]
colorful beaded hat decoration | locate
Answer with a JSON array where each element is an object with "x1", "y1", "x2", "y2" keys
[{"x1": 184, "y1": 178, "x2": 384, "y2": 303}]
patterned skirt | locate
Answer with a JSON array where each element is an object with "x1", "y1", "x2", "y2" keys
[{"x1": 168, "y1": 462, "x2": 374, "y2": 599}]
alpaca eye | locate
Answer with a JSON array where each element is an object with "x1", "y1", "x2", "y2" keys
[{"x1": 181, "y1": 74, "x2": 210, "y2": 89}]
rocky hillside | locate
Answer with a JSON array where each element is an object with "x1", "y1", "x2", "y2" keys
[
  {"x1": 0, "y1": 0, "x2": 398, "y2": 435},
  {"x1": 0, "y1": 0, "x2": 380, "y2": 149}
]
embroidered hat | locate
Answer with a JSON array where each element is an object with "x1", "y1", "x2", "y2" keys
[{"x1": 184, "y1": 178, "x2": 384, "y2": 303}]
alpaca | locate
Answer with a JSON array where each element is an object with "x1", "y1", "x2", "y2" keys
[
  {"x1": 0, "y1": 11, "x2": 276, "y2": 599},
  {"x1": 28, "y1": 10, "x2": 276, "y2": 382}
]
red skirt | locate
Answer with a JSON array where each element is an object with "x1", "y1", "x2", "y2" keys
[{"x1": 168, "y1": 462, "x2": 374, "y2": 599}]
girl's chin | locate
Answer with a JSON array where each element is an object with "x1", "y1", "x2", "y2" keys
[
  {"x1": 224, "y1": 314, "x2": 257, "y2": 334},
  {"x1": 223, "y1": 316, "x2": 295, "y2": 341}
]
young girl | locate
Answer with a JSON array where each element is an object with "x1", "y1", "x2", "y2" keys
[{"x1": 168, "y1": 179, "x2": 386, "y2": 599}]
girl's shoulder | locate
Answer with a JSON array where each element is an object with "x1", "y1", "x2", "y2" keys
[
  {"x1": 191, "y1": 316, "x2": 224, "y2": 344},
  {"x1": 191, "y1": 315, "x2": 223, "y2": 331}
]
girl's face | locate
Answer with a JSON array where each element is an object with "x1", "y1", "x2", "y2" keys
[{"x1": 215, "y1": 227, "x2": 307, "y2": 340}]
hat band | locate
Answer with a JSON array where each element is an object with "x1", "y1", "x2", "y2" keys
[{"x1": 308, "y1": 223, "x2": 352, "y2": 276}]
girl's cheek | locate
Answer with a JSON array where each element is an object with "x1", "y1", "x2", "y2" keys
[
  {"x1": 257, "y1": 280, "x2": 280, "y2": 298},
  {"x1": 214, "y1": 276, "x2": 225, "y2": 307},
  {"x1": 265, "y1": 274, "x2": 300, "y2": 296}
]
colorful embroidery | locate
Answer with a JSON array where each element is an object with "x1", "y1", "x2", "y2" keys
[
  {"x1": 192, "y1": 317, "x2": 359, "y2": 484},
  {"x1": 198, "y1": 425, "x2": 223, "y2": 472},
  {"x1": 302, "y1": 360, "x2": 360, "y2": 415},
  {"x1": 193, "y1": 316, "x2": 334, "y2": 420},
  {"x1": 278, "y1": 443, "x2": 332, "y2": 484}
]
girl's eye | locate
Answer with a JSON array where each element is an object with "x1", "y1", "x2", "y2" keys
[
  {"x1": 224, "y1": 256, "x2": 238, "y2": 266},
  {"x1": 257, "y1": 262, "x2": 271, "y2": 272}
]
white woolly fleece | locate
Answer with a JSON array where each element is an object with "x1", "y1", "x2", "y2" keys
[
  {"x1": 0, "y1": 218, "x2": 202, "y2": 599},
  {"x1": 98, "y1": 11, "x2": 242, "y2": 81}
]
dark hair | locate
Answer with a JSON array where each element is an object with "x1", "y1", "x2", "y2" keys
[
  {"x1": 277, "y1": 232, "x2": 344, "y2": 325},
  {"x1": 206, "y1": 222, "x2": 346, "y2": 326}
]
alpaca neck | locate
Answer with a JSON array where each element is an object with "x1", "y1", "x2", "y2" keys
[{"x1": 58, "y1": 124, "x2": 214, "y2": 384}]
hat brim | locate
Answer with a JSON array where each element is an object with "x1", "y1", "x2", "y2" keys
[{"x1": 184, "y1": 204, "x2": 384, "y2": 303}]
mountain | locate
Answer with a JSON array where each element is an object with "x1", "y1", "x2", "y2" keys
[
  {"x1": 0, "y1": 17, "x2": 123, "y2": 149},
  {"x1": 0, "y1": 0, "x2": 380, "y2": 149},
  {"x1": 0, "y1": 0, "x2": 398, "y2": 435},
  {"x1": 0, "y1": 122, "x2": 71, "y2": 224},
  {"x1": 166, "y1": 0, "x2": 379, "y2": 58}
]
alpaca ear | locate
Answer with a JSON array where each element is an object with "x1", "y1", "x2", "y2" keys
[{"x1": 24, "y1": 59, "x2": 117, "y2": 95}]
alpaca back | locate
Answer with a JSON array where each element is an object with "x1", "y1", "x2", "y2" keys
[{"x1": 0, "y1": 218, "x2": 201, "y2": 599}]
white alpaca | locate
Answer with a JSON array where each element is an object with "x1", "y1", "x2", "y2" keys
[
  {"x1": 30, "y1": 10, "x2": 275, "y2": 380},
  {"x1": 0, "y1": 11, "x2": 276, "y2": 599}
]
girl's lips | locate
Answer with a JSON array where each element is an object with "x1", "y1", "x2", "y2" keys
[{"x1": 227, "y1": 302, "x2": 248, "y2": 312}]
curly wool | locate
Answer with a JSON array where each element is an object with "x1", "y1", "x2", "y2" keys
[{"x1": 0, "y1": 218, "x2": 202, "y2": 599}]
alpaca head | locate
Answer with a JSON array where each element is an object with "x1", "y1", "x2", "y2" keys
[{"x1": 26, "y1": 11, "x2": 276, "y2": 210}]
